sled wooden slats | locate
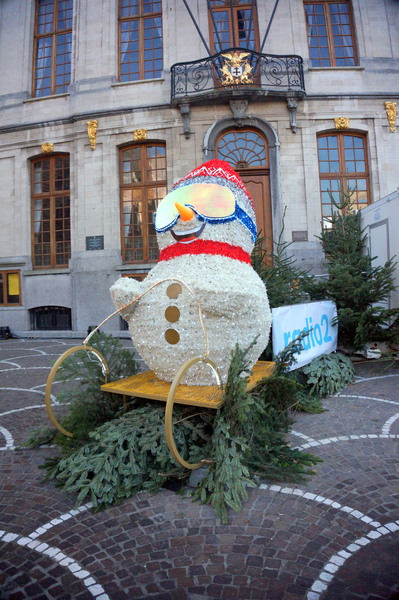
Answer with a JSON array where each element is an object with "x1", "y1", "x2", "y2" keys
[
  {"x1": 100, "y1": 361, "x2": 275, "y2": 409},
  {"x1": 247, "y1": 361, "x2": 275, "y2": 391}
]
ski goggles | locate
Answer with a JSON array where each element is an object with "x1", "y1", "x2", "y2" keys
[{"x1": 154, "y1": 183, "x2": 236, "y2": 232}]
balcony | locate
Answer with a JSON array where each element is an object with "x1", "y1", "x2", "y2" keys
[{"x1": 171, "y1": 48, "x2": 306, "y2": 107}]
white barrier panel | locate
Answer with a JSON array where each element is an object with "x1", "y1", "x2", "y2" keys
[{"x1": 272, "y1": 301, "x2": 338, "y2": 370}]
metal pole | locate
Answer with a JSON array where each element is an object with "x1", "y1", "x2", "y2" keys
[
  {"x1": 207, "y1": 0, "x2": 223, "y2": 53},
  {"x1": 229, "y1": 0, "x2": 236, "y2": 47},
  {"x1": 260, "y1": 0, "x2": 281, "y2": 53},
  {"x1": 247, "y1": 0, "x2": 256, "y2": 50},
  {"x1": 181, "y1": 0, "x2": 212, "y2": 57}
]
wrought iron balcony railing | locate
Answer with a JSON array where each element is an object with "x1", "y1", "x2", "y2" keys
[{"x1": 171, "y1": 48, "x2": 305, "y2": 105}]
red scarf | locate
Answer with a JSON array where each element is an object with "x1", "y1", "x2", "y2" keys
[{"x1": 159, "y1": 239, "x2": 251, "y2": 264}]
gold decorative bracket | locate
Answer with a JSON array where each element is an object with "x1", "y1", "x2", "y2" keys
[
  {"x1": 385, "y1": 101, "x2": 396, "y2": 132},
  {"x1": 335, "y1": 117, "x2": 349, "y2": 130},
  {"x1": 41, "y1": 143, "x2": 54, "y2": 154},
  {"x1": 87, "y1": 120, "x2": 98, "y2": 150},
  {"x1": 133, "y1": 129, "x2": 147, "y2": 141}
]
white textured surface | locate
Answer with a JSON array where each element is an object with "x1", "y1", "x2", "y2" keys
[
  {"x1": 111, "y1": 253, "x2": 271, "y2": 385},
  {"x1": 111, "y1": 180, "x2": 272, "y2": 385}
]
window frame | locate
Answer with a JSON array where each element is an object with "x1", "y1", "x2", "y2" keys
[
  {"x1": 317, "y1": 132, "x2": 370, "y2": 226},
  {"x1": 31, "y1": 153, "x2": 71, "y2": 269},
  {"x1": 304, "y1": 0, "x2": 357, "y2": 67},
  {"x1": 0, "y1": 270, "x2": 22, "y2": 307},
  {"x1": 119, "y1": 142, "x2": 167, "y2": 264},
  {"x1": 32, "y1": 0, "x2": 73, "y2": 98},
  {"x1": 118, "y1": 0, "x2": 163, "y2": 82},
  {"x1": 208, "y1": 1, "x2": 260, "y2": 55}
]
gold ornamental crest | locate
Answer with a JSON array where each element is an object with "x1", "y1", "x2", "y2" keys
[{"x1": 220, "y1": 51, "x2": 253, "y2": 86}]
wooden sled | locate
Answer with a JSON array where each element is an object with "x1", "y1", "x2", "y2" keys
[{"x1": 45, "y1": 348, "x2": 274, "y2": 471}]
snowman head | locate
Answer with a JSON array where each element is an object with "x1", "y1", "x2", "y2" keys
[{"x1": 154, "y1": 160, "x2": 257, "y2": 255}]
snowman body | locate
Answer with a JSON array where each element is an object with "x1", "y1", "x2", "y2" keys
[{"x1": 110, "y1": 161, "x2": 272, "y2": 386}]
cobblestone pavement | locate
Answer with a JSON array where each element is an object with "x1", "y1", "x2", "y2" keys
[{"x1": 0, "y1": 338, "x2": 398, "y2": 600}]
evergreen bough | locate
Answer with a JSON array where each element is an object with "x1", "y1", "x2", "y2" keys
[
  {"x1": 23, "y1": 332, "x2": 140, "y2": 452},
  {"x1": 24, "y1": 334, "x2": 320, "y2": 524},
  {"x1": 301, "y1": 352, "x2": 355, "y2": 398},
  {"x1": 193, "y1": 340, "x2": 321, "y2": 522},
  {"x1": 43, "y1": 403, "x2": 213, "y2": 510}
]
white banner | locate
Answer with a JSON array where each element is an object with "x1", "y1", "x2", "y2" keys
[{"x1": 272, "y1": 301, "x2": 338, "y2": 370}]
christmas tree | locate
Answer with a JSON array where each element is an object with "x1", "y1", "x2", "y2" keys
[{"x1": 307, "y1": 188, "x2": 399, "y2": 352}]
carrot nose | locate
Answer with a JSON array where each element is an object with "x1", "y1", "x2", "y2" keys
[{"x1": 175, "y1": 202, "x2": 195, "y2": 222}]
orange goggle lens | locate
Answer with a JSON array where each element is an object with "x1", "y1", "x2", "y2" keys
[{"x1": 155, "y1": 183, "x2": 235, "y2": 232}]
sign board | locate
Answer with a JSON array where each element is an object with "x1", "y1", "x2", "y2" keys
[
  {"x1": 86, "y1": 235, "x2": 104, "y2": 251},
  {"x1": 292, "y1": 230, "x2": 308, "y2": 242},
  {"x1": 7, "y1": 273, "x2": 19, "y2": 296},
  {"x1": 272, "y1": 300, "x2": 338, "y2": 370}
]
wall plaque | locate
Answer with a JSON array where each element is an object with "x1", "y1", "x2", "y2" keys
[
  {"x1": 292, "y1": 231, "x2": 308, "y2": 242},
  {"x1": 86, "y1": 235, "x2": 104, "y2": 251}
]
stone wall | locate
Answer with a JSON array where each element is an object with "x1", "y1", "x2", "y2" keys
[{"x1": 0, "y1": 0, "x2": 398, "y2": 335}]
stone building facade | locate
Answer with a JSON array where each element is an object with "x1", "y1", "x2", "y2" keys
[{"x1": 0, "y1": 0, "x2": 398, "y2": 337}]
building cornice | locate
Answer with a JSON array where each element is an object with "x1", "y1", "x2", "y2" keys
[
  {"x1": 0, "y1": 102, "x2": 171, "y2": 135},
  {"x1": 0, "y1": 93, "x2": 398, "y2": 135}
]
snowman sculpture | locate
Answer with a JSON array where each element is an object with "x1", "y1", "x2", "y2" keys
[{"x1": 110, "y1": 159, "x2": 272, "y2": 386}]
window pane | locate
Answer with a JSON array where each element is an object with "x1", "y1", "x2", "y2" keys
[
  {"x1": 36, "y1": 0, "x2": 54, "y2": 35},
  {"x1": 120, "y1": 144, "x2": 166, "y2": 261},
  {"x1": 35, "y1": 38, "x2": 52, "y2": 97},
  {"x1": 328, "y1": 2, "x2": 355, "y2": 66},
  {"x1": 304, "y1": 3, "x2": 331, "y2": 66},
  {"x1": 317, "y1": 136, "x2": 340, "y2": 173}
]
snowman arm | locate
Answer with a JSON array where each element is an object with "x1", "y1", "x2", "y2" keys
[
  {"x1": 110, "y1": 277, "x2": 143, "y2": 321},
  {"x1": 196, "y1": 289, "x2": 251, "y2": 318}
]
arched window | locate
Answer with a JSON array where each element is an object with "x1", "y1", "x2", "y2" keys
[
  {"x1": 317, "y1": 132, "x2": 370, "y2": 227},
  {"x1": 216, "y1": 128, "x2": 272, "y2": 252},
  {"x1": 31, "y1": 154, "x2": 71, "y2": 268},
  {"x1": 120, "y1": 143, "x2": 166, "y2": 262},
  {"x1": 216, "y1": 129, "x2": 267, "y2": 169}
]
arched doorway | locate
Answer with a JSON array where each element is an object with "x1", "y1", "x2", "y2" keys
[{"x1": 215, "y1": 128, "x2": 272, "y2": 254}]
